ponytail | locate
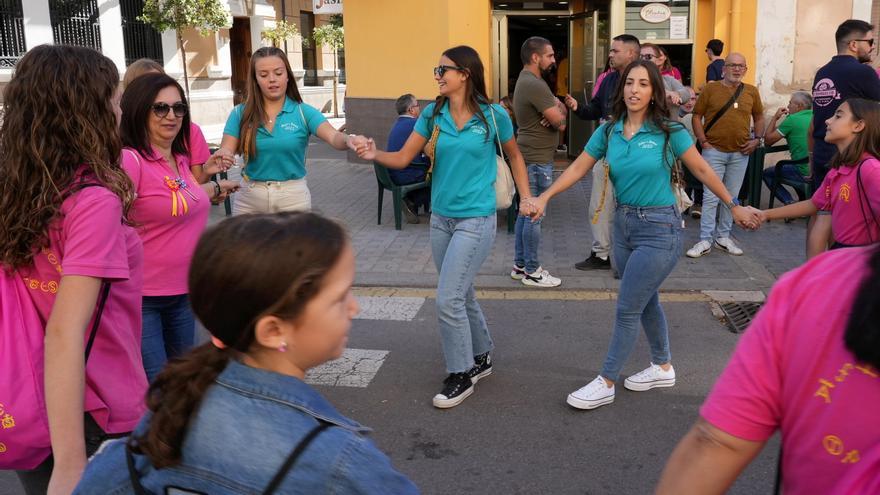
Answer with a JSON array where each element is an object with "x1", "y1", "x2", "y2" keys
[
  {"x1": 844, "y1": 244, "x2": 880, "y2": 369},
  {"x1": 132, "y1": 343, "x2": 232, "y2": 468}
]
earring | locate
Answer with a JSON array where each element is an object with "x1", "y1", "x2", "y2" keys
[{"x1": 278, "y1": 341, "x2": 288, "y2": 353}]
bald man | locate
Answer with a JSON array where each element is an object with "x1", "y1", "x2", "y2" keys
[{"x1": 688, "y1": 53, "x2": 765, "y2": 258}]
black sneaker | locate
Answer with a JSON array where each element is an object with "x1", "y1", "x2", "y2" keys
[
  {"x1": 432, "y1": 372, "x2": 474, "y2": 409},
  {"x1": 574, "y1": 254, "x2": 611, "y2": 271},
  {"x1": 402, "y1": 198, "x2": 419, "y2": 224},
  {"x1": 468, "y1": 352, "x2": 492, "y2": 383}
]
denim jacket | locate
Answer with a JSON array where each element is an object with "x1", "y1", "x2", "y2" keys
[{"x1": 74, "y1": 360, "x2": 419, "y2": 494}]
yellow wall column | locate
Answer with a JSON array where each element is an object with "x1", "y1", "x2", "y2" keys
[
  {"x1": 693, "y1": 0, "x2": 757, "y2": 87},
  {"x1": 344, "y1": 0, "x2": 492, "y2": 101}
]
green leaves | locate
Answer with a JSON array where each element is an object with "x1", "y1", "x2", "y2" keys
[
  {"x1": 312, "y1": 24, "x2": 344, "y2": 50},
  {"x1": 262, "y1": 20, "x2": 300, "y2": 48},
  {"x1": 138, "y1": 0, "x2": 231, "y2": 36}
]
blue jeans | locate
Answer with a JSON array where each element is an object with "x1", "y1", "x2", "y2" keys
[
  {"x1": 761, "y1": 163, "x2": 809, "y2": 204},
  {"x1": 514, "y1": 163, "x2": 553, "y2": 273},
  {"x1": 141, "y1": 294, "x2": 195, "y2": 382},
  {"x1": 600, "y1": 205, "x2": 682, "y2": 382},
  {"x1": 700, "y1": 148, "x2": 750, "y2": 240},
  {"x1": 430, "y1": 213, "x2": 496, "y2": 373}
]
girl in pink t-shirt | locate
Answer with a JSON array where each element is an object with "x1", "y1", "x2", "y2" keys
[
  {"x1": 757, "y1": 98, "x2": 880, "y2": 255},
  {"x1": 0, "y1": 46, "x2": 148, "y2": 494},
  {"x1": 119, "y1": 74, "x2": 238, "y2": 382}
]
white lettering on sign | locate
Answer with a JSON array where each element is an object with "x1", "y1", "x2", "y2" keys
[
  {"x1": 640, "y1": 3, "x2": 672, "y2": 24},
  {"x1": 314, "y1": 0, "x2": 343, "y2": 14}
]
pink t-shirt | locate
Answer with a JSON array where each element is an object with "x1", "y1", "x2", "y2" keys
[
  {"x1": 17, "y1": 184, "x2": 147, "y2": 434},
  {"x1": 123, "y1": 147, "x2": 210, "y2": 296},
  {"x1": 662, "y1": 67, "x2": 682, "y2": 81},
  {"x1": 811, "y1": 154, "x2": 880, "y2": 246},
  {"x1": 189, "y1": 122, "x2": 211, "y2": 166},
  {"x1": 701, "y1": 247, "x2": 880, "y2": 494}
]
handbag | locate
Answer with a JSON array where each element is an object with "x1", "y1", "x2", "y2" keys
[
  {"x1": 672, "y1": 160, "x2": 694, "y2": 213},
  {"x1": 489, "y1": 106, "x2": 515, "y2": 210}
]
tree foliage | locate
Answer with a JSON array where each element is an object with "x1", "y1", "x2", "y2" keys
[
  {"x1": 312, "y1": 24, "x2": 344, "y2": 50},
  {"x1": 138, "y1": 0, "x2": 231, "y2": 36},
  {"x1": 262, "y1": 20, "x2": 300, "y2": 48}
]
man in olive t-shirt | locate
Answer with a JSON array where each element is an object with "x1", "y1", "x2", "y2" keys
[
  {"x1": 510, "y1": 37, "x2": 567, "y2": 288},
  {"x1": 689, "y1": 52, "x2": 765, "y2": 259}
]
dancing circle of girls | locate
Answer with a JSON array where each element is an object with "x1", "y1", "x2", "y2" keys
[{"x1": 2, "y1": 42, "x2": 879, "y2": 494}]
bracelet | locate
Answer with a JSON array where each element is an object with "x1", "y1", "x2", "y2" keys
[{"x1": 211, "y1": 180, "x2": 221, "y2": 198}]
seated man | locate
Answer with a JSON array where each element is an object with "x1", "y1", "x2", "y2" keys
[
  {"x1": 762, "y1": 91, "x2": 813, "y2": 204},
  {"x1": 387, "y1": 93, "x2": 430, "y2": 223}
]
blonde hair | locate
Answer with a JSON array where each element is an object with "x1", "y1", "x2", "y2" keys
[{"x1": 123, "y1": 58, "x2": 165, "y2": 88}]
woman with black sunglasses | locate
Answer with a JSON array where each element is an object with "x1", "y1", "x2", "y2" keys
[
  {"x1": 120, "y1": 73, "x2": 238, "y2": 382},
  {"x1": 357, "y1": 46, "x2": 532, "y2": 408}
]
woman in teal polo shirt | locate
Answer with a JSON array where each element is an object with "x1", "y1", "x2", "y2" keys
[
  {"x1": 221, "y1": 47, "x2": 360, "y2": 214},
  {"x1": 357, "y1": 46, "x2": 532, "y2": 409},
  {"x1": 528, "y1": 60, "x2": 758, "y2": 411}
]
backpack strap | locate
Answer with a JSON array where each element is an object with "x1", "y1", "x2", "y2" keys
[
  {"x1": 84, "y1": 281, "x2": 111, "y2": 361},
  {"x1": 262, "y1": 421, "x2": 332, "y2": 495}
]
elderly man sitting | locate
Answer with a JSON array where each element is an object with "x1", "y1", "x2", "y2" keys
[{"x1": 761, "y1": 91, "x2": 813, "y2": 205}]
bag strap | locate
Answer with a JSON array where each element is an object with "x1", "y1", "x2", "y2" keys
[
  {"x1": 262, "y1": 422, "x2": 332, "y2": 494},
  {"x1": 84, "y1": 281, "x2": 111, "y2": 361},
  {"x1": 489, "y1": 104, "x2": 506, "y2": 162},
  {"x1": 125, "y1": 422, "x2": 333, "y2": 495},
  {"x1": 298, "y1": 104, "x2": 309, "y2": 135},
  {"x1": 703, "y1": 83, "x2": 745, "y2": 134}
]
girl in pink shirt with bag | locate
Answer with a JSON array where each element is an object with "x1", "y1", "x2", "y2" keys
[
  {"x1": 0, "y1": 45, "x2": 147, "y2": 494},
  {"x1": 754, "y1": 98, "x2": 880, "y2": 255}
]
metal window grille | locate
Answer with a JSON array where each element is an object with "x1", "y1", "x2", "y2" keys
[
  {"x1": 50, "y1": 0, "x2": 102, "y2": 50},
  {"x1": 121, "y1": 0, "x2": 163, "y2": 66},
  {"x1": 0, "y1": 0, "x2": 25, "y2": 68}
]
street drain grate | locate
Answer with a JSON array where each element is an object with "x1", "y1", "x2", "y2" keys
[{"x1": 719, "y1": 302, "x2": 763, "y2": 334}]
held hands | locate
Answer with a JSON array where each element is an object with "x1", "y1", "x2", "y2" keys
[
  {"x1": 212, "y1": 180, "x2": 240, "y2": 204},
  {"x1": 354, "y1": 138, "x2": 377, "y2": 161},
  {"x1": 521, "y1": 195, "x2": 547, "y2": 222},
  {"x1": 733, "y1": 205, "x2": 763, "y2": 230},
  {"x1": 346, "y1": 134, "x2": 370, "y2": 152},
  {"x1": 203, "y1": 148, "x2": 234, "y2": 175}
]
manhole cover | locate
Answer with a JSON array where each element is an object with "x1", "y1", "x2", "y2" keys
[{"x1": 719, "y1": 302, "x2": 763, "y2": 334}]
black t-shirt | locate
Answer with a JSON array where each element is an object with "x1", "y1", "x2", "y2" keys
[
  {"x1": 706, "y1": 59, "x2": 725, "y2": 82},
  {"x1": 811, "y1": 56, "x2": 880, "y2": 167}
]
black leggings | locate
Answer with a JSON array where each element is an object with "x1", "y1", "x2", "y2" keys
[{"x1": 15, "y1": 414, "x2": 127, "y2": 495}]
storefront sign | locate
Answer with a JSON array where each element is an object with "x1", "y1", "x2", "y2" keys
[
  {"x1": 639, "y1": 3, "x2": 671, "y2": 24},
  {"x1": 313, "y1": 0, "x2": 343, "y2": 14},
  {"x1": 670, "y1": 16, "x2": 688, "y2": 39}
]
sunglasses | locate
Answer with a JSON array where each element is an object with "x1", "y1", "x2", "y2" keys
[
  {"x1": 852, "y1": 38, "x2": 875, "y2": 47},
  {"x1": 151, "y1": 102, "x2": 188, "y2": 119},
  {"x1": 433, "y1": 65, "x2": 465, "y2": 77},
  {"x1": 640, "y1": 54, "x2": 655, "y2": 60}
]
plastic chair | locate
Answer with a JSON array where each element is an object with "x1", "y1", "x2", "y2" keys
[
  {"x1": 767, "y1": 157, "x2": 811, "y2": 209},
  {"x1": 374, "y1": 163, "x2": 430, "y2": 230}
]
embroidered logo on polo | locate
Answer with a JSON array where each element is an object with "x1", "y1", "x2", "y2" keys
[
  {"x1": 638, "y1": 140, "x2": 659, "y2": 149},
  {"x1": 839, "y1": 183, "x2": 852, "y2": 202},
  {"x1": 813, "y1": 78, "x2": 840, "y2": 107},
  {"x1": 470, "y1": 126, "x2": 487, "y2": 136},
  {"x1": 281, "y1": 122, "x2": 300, "y2": 132}
]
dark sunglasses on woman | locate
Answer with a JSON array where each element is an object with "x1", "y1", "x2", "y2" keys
[
  {"x1": 151, "y1": 102, "x2": 188, "y2": 119},
  {"x1": 433, "y1": 65, "x2": 465, "y2": 77}
]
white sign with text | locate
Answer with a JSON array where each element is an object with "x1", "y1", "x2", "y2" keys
[{"x1": 313, "y1": 0, "x2": 343, "y2": 15}]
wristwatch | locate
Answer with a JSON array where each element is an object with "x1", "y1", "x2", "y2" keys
[{"x1": 724, "y1": 198, "x2": 740, "y2": 210}]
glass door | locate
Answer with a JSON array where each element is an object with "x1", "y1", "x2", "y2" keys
[{"x1": 567, "y1": 7, "x2": 609, "y2": 157}]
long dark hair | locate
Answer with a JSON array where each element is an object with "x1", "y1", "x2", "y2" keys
[
  {"x1": 120, "y1": 73, "x2": 191, "y2": 161},
  {"x1": 431, "y1": 45, "x2": 491, "y2": 140},
  {"x1": 0, "y1": 45, "x2": 133, "y2": 270},
  {"x1": 606, "y1": 60, "x2": 681, "y2": 169},
  {"x1": 238, "y1": 47, "x2": 303, "y2": 162},
  {"x1": 132, "y1": 212, "x2": 348, "y2": 468},
  {"x1": 845, "y1": 244, "x2": 880, "y2": 369},
  {"x1": 828, "y1": 98, "x2": 880, "y2": 170}
]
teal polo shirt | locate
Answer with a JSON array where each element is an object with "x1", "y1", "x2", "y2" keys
[
  {"x1": 413, "y1": 101, "x2": 514, "y2": 218},
  {"x1": 585, "y1": 120, "x2": 693, "y2": 207},
  {"x1": 223, "y1": 97, "x2": 326, "y2": 181}
]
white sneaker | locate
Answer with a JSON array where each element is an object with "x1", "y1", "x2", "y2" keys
[
  {"x1": 566, "y1": 375, "x2": 615, "y2": 410},
  {"x1": 624, "y1": 363, "x2": 676, "y2": 392},
  {"x1": 686, "y1": 240, "x2": 712, "y2": 258},
  {"x1": 510, "y1": 265, "x2": 525, "y2": 280},
  {"x1": 714, "y1": 237, "x2": 743, "y2": 256},
  {"x1": 521, "y1": 267, "x2": 562, "y2": 287}
]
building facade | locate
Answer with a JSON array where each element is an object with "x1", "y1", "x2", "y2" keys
[
  {"x1": 344, "y1": 0, "x2": 876, "y2": 154},
  {"x1": 0, "y1": 0, "x2": 345, "y2": 142}
]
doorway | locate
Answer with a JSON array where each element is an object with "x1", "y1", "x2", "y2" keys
[{"x1": 229, "y1": 17, "x2": 252, "y2": 106}]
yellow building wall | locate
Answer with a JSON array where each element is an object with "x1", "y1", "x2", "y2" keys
[
  {"x1": 693, "y1": 0, "x2": 757, "y2": 88},
  {"x1": 344, "y1": 0, "x2": 492, "y2": 100}
]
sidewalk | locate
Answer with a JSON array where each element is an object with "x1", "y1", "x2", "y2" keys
[{"x1": 211, "y1": 142, "x2": 807, "y2": 295}]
